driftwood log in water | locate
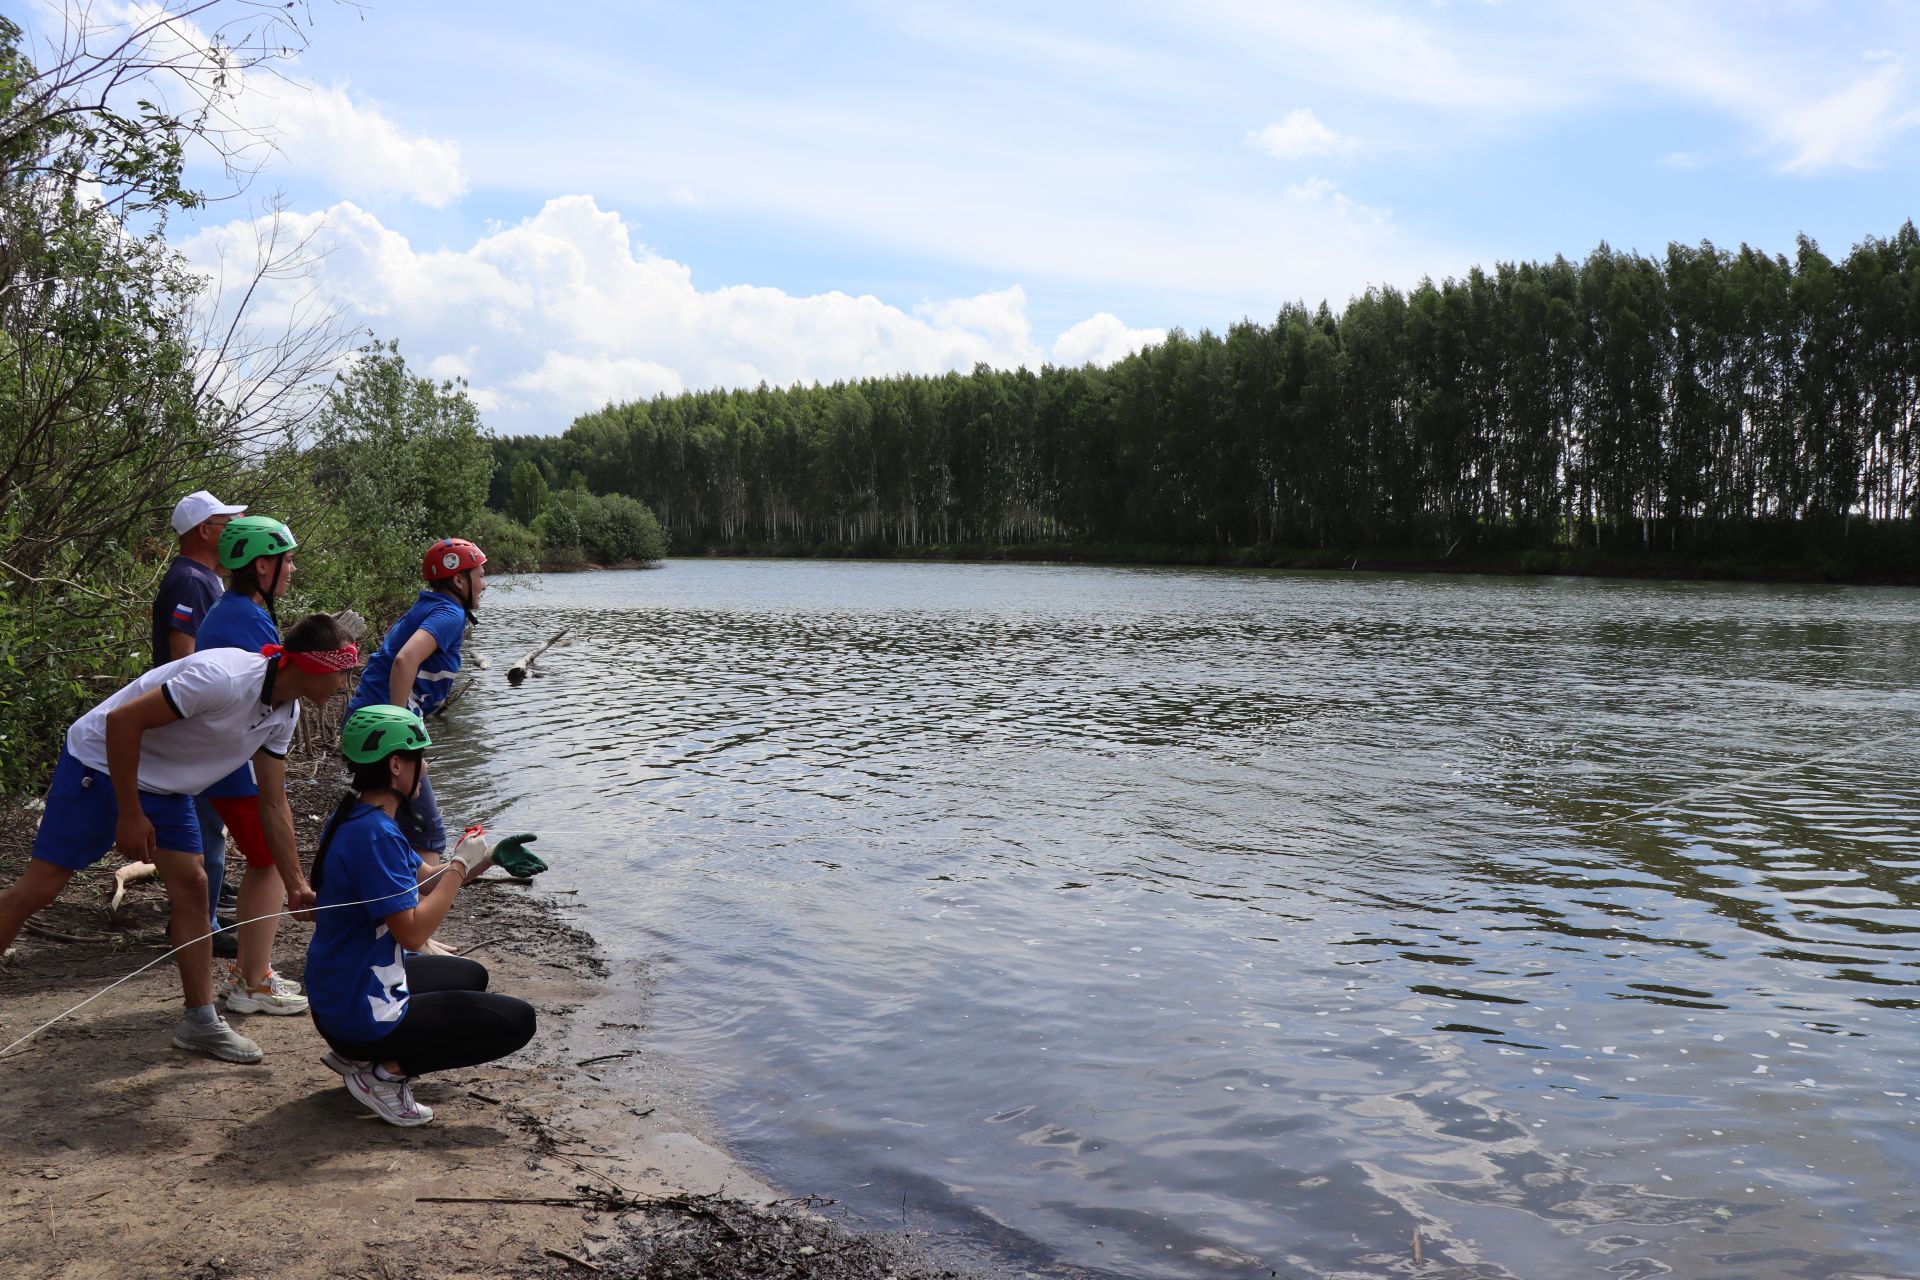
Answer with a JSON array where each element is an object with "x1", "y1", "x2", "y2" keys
[{"x1": 508, "y1": 628, "x2": 570, "y2": 684}]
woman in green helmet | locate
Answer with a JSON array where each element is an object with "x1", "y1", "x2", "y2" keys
[
  {"x1": 194, "y1": 515, "x2": 308, "y2": 1000},
  {"x1": 303, "y1": 705, "x2": 538, "y2": 1127}
]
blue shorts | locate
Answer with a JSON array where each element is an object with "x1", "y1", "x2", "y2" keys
[
  {"x1": 200, "y1": 760, "x2": 257, "y2": 799},
  {"x1": 30, "y1": 748, "x2": 202, "y2": 869}
]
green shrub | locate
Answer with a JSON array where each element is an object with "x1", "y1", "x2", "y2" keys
[{"x1": 466, "y1": 509, "x2": 540, "y2": 573}]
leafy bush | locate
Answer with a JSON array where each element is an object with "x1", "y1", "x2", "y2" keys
[
  {"x1": 467, "y1": 509, "x2": 540, "y2": 573},
  {"x1": 534, "y1": 503, "x2": 584, "y2": 566},
  {"x1": 288, "y1": 341, "x2": 497, "y2": 620}
]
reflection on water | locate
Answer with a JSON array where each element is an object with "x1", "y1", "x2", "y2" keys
[{"x1": 437, "y1": 561, "x2": 1920, "y2": 1279}]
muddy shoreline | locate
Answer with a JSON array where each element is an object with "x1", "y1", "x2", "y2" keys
[{"x1": 0, "y1": 777, "x2": 993, "y2": 1279}]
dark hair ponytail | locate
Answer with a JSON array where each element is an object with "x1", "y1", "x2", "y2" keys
[{"x1": 309, "y1": 751, "x2": 423, "y2": 893}]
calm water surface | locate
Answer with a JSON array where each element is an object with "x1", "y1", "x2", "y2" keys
[{"x1": 443, "y1": 560, "x2": 1920, "y2": 1279}]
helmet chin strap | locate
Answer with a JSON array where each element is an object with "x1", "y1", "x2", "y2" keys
[
  {"x1": 455, "y1": 569, "x2": 480, "y2": 626},
  {"x1": 252, "y1": 556, "x2": 284, "y2": 628}
]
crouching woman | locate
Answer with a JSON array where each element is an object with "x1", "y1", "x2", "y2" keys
[{"x1": 305, "y1": 706, "x2": 535, "y2": 1126}]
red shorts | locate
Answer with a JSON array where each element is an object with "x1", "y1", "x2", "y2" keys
[{"x1": 209, "y1": 794, "x2": 275, "y2": 869}]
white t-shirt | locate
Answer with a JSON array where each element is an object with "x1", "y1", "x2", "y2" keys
[{"x1": 66, "y1": 649, "x2": 300, "y2": 795}]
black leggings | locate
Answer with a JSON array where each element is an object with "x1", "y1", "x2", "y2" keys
[{"x1": 315, "y1": 955, "x2": 536, "y2": 1077}]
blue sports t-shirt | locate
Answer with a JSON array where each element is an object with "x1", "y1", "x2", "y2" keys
[
  {"x1": 348, "y1": 591, "x2": 466, "y2": 719},
  {"x1": 195, "y1": 592, "x2": 277, "y2": 799},
  {"x1": 196, "y1": 590, "x2": 275, "y2": 654},
  {"x1": 150, "y1": 557, "x2": 222, "y2": 669},
  {"x1": 306, "y1": 804, "x2": 422, "y2": 1042}
]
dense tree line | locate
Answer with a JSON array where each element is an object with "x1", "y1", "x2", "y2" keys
[{"x1": 494, "y1": 228, "x2": 1920, "y2": 561}]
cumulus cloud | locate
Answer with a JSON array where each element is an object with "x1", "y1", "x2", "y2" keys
[
  {"x1": 1052, "y1": 314, "x2": 1166, "y2": 367},
  {"x1": 256, "y1": 81, "x2": 467, "y2": 207},
  {"x1": 1247, "y1": 108, "x2": 1356, "y2": 160},
  {"x1": 90, "y1": 1, "x2": 465, "y2": 205},
  {"x1": 178, "y1": 197, "x2": 1164, "y2": 434}
]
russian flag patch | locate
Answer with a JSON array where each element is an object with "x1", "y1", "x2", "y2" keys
[{"x1": 172, "y1": 604, "x2": 194, "y2": 621}]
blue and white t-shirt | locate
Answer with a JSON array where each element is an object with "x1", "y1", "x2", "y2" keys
[
  {"x1": 306, "y1": 804, "x2": 422, "y2": 1042},
  {"x1": 195, "y1": 592, "x2": 278, "y2": 798},
  {"x1": 66, "y1": 648, "x2": 298, "y2": 796},
  {"x1": 348, "y1": 591, "x2": 467, "y2": 719},
  {"x1": 149, "y1": 557, "x2": 222, "y2": 669}
]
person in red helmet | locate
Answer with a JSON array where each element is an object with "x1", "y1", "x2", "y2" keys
[{"x1": 343, "y1": 538, "x2": 487, "y2": 858}]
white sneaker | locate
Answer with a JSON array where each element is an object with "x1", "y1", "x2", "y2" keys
[
  {"x1": 345, "y1": 1069, "x2": 433, "y2": 1126},
  {"x1": 221, "y1": 963, "x2": 303, "y2": 998},
  {"x1": 225, "y1": 974, "x2": 309, "y2": 1016},
  {"x1": 320, "y1": 1049, "x2": 370, "y2": 1077},
  {"x1": 171, "y1": 1014, "x2": 264, "y2": 1064}
]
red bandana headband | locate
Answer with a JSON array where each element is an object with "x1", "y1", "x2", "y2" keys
[{"x1": 260, "y1": 642, "x2": 359, "y2": 673}]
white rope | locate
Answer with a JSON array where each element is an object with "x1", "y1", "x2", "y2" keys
[{"x1": 0, "y1": 863, "x2": 459, "y2": 1061}]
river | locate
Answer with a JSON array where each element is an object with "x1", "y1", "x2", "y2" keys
[{"x1": 440, "y1": 559, "x2": 1920, "y2": 1279}]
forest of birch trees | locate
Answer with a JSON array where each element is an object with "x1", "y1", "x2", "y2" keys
[{"x1": 492, "y1": 227, "x2": 1920, "y2": 561}]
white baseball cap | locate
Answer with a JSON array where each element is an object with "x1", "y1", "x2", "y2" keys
[{"x1": 170, "y1": 490, "x2": 248, "y2": 535}]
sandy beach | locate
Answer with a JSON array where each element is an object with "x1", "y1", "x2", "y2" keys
[{"x1": 0, "y1": 780, "x2": 986, "y2": 1280}]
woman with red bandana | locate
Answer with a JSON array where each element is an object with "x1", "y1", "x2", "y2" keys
[{"x1": 0, "y1": 615, "x2": 358, "y2": 1063}]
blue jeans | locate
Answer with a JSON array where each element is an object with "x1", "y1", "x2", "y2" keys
[{"x1": 193, "y1": 794, "x2": 226, "y2": 932}]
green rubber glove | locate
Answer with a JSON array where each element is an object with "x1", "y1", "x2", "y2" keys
[{"x1": 491, "y1": 833, "x2": 547, "y2": 877}]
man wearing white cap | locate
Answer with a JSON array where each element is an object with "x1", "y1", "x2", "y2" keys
[
  {"x1": 152, "y1": 490, "x2": 248, "y2": 669},
  {"x1": 153, "y1": 490, "x2": 249, "y2": 955}
]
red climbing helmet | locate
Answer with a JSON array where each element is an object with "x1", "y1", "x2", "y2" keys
[{"x1": 422, "y1": 537, "x2": 488, "y2": 582}]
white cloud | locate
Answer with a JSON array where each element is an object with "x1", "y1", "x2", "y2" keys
[
  {"x1": 513, "y1": 353, "x2": 685, "y2": 406},
  {"x1": 1772, "y1": 60, "x2": 1918, "y2": 173},
  {"x1": 1564, "y1": 4, "x2": 1920, "y2": 175},
  {"x1": 178, "y1": 197, "x2": 1173, "y2": 434},
  {"x1": 1283, "y1": 178, "x2": 1390, "y2": 232},
  {"x1": 1052, "y1": 314, "x2": 1166, "y2": 367},
  {"x1": 256, "y1": 81, "x2": 467, "y2": 207},
  {"x1": 1193, "y1": 0, "x2": 1563, "y2": 111},
  {"x1": 1196, "y1": 1, "x2": 1920, "y2": 174},
  {"x1": 88, "y1": 2, "x2": 466, "y2": 205},
  {"x1": 1248, "y1": 109, "x2": 1356, "y2": 160}
]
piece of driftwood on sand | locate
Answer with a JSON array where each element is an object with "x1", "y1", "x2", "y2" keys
[
  {"x1": 508, "y1": 629, "x2": 570, "y2": 684},
  {"x1": 107, "y1": 861, "x2": 157, "y2": 921}
]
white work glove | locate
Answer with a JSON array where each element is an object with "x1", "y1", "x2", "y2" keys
[
  {"x1": 448, "y1": 825, "x2": 492, "y2": 877},
  {"x1": 331, "y1": 608, "x2": 368, "y2": 642}
]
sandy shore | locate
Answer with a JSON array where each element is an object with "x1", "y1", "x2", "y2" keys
[{"x1": 0, "y1": 779, "x2": 987, "y2": 1280}]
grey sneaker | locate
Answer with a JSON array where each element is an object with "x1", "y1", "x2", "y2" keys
[
  {"x1": 171, "y1": 1013, "x2": 264, "y2": 1063},
  {"x1": 345, "y1": 1068, "x2": 433, "y2": 1126},
  {"x1": 320, "y1": 1049, "x2": 370, "y2": 1077}
]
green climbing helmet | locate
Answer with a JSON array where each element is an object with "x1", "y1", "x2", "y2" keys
[
  {"x1": 340, "y1": 705, "x2": 432, "y2": 765},
  {"x1": 219, "y1": 515, "x2": 298, "y2": 570}
]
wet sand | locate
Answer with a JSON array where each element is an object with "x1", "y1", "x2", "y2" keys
[{"x1": 0, "y1": 782, "x2": 988, "y2": 1280}]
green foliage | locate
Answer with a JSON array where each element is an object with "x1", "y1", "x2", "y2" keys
[
  {"x1": 467, "y1": 508, "x2": 540, "y2": 573},
  {"x1": 508, "y1": 460, "x2": 551, "y2": 527},
  {"x1": 533, "y1": 503, "x2": 583, "y2": 566},
  {"x1": 293, "y1": 341, "x2": 496, "y2": 619},
  {"x1": 593, "y1": 492, "x2": 669, "y2": 563},
  {"x1": 533, "y1": 489, "x2": 667, "y2": 566},
  {"x1": 0, "y1": 549, "x2": 152, "y2": 796},
  {"x1": 0, "y1": 8, "x2": 326, "y2": 795},
  {"x1": 494, "y1": 225, "x2": 1920, "y2": 563}
]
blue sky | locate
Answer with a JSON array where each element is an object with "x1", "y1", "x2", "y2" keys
[{"x1": 27, "y1": 1, "x2": 1920, "y2": 435}]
